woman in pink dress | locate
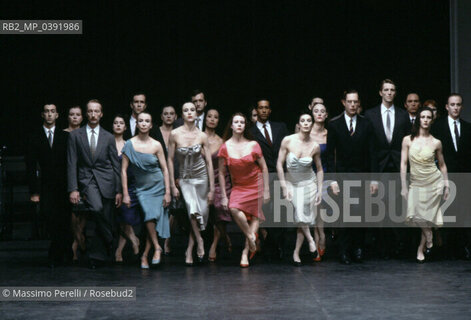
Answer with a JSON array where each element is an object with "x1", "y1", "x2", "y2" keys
[{"x1": 218, "y1": 113, "x2": 270, "y2": 268}]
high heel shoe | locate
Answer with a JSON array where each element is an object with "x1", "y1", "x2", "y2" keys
[
  {"x1": 152, "y1": 248, "x2": 162, "y2": 266},
  {"x1": 416, "y1": 258, "x2": 425, "y2": 264},
  {"x1": 424, "y1": 244, "x2": 433, "y2": 257},
  {"x1": 185, "y1": 252, "x2": 194, "y2": 267},
  {"x1": 249, "y1": 233, "x2": 258, "y2": 260},
  {"x1": 140, "y1": 256, "x2": 149, "y2": 269},
  {"x1": 319, "y1": 248, "x2": 326, "y2": 257}
]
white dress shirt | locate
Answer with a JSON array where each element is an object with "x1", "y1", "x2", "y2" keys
[
  {"x1": 86, "y1": 124, "x2": 100, "y2": 146},
  {"x1": 381, "y1": 104, "x2": 395, "y2": 138},
  {"x1": 256, "y1": 120, "x2": 273, "y2": 142},
  {"x1": 344, "y1": 113, "x2": 357, "y2": 133},
  {"x1": 43, "y1": 125, "x2": 55, "y2": 146},
  {"x1": 448, "y1": 116, "x2": 461, "y2": 151},
  {"x1": 130, "y1": 116, "x2": 137, "y2": 136},
  {"x1": 195, "y1": 112, "x2": 205, "y2": 130}
]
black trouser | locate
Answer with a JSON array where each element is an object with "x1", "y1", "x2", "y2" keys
[
  {"x1": 40, "y1": 185, "x2": 71, "y2": 263},
  {"x1": 262, "y1": 173, "x2": 286, "y2": 258},
  {"x1": 84, "y1": 181, "x2": 115, "y2": 261}
]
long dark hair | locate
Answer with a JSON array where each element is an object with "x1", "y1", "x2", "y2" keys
[
  {"x1": 222, "y1": 112, "x2": 254, "y2": 141},
  {"x1": 411, "y1": 106, "x2": 434, "y2": 141}
]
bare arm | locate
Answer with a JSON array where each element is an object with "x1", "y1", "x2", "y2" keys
[
  {"x1": 435, "y1": 140, "x2": 449, "y2": 200},
  {"x1": 121, "y1": 154, "x2": 131, "y2": 208},
  {"x1": 167, "y1": 131, "x2": 179, "y2": 199},
  {"x1": 312, "y1": 144, "x2": 324, "y2": 205},
  {"x1": 156, "y1": 142, "x2": 171, "y2": 207},
  {"x1": 202, "y1": 133, "x2": 215, "y2": 203},
  {"x1": 276, "y1": 137, "x2": 290, "y2": 199},
  {"x1": 400, "y1": 136, "x2": 410, "y2": 199},
  {"x1": 218, "y1": 157, "x2": 229, "y2": 209},
  {"x1": 257, "y1": 155, "x2": 270, "y2": 203}
]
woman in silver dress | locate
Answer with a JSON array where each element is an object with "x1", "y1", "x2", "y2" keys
[
  {"x1": 168, "y1": 102, "x2": 215, "y2": 265},
  {"x1": 277, "y1": 112, "x2": 323, "y2": 266}
]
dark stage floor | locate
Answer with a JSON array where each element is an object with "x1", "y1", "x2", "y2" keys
[{"x1": 1, "y1": 240, "x2": 471, "y2": 320}]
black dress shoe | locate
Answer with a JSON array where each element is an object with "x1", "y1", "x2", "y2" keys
[
  {"x1": 353, "y1": 248, "x2": 363, "y2": 263},
  {"x1": 292, "y1": 259, "x2": 302, "y2": 267},
  {"x1": 340, "y1": 253, "x2": 351, "y2": 265},
  {"x1": 424, "y1": 246, "x2": 433, "y2": 257}
]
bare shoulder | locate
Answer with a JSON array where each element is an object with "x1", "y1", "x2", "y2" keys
[
  {"x1": 432, "y1": 137, "x2": 442, "y2": 148},
  {"x1": 403, "y1": 135, "x2": 411, "y2": 145}
]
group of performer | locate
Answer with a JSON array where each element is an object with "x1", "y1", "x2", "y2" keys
[{"x1": 25, "y1": 80, "x2": 471, "y2": 269}]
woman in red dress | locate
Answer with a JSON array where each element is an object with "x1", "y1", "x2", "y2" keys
[{"x1": 218, "y1": 113, "x2": 270, "y2": 267}]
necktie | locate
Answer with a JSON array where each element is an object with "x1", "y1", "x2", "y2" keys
[
  {"x1": 263, "y1": 124, "x2": 272, "y2": 146},
  {"x1": 386, "y1": 110, "x2": 392, "y2": 143},
  {"x1": 195, "y1": 118, "x2": 200, "y2": 130},
  {"x1": 47, "y1": 129, "x2": 53, "y2": 148},
  {"x1": 90, "y1": 129, "x2": 96, "y2": 157},
  {"x1": 411, "y1": 118, "x2": 415, "y2": 125},
  {"x1": 454, "y1": 120, "x2": 460, "y2": 150},
  {"x1": 349, "y1": 118, "x2": 354, "y2": 136}
]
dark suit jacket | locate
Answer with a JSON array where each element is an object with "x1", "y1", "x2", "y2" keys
[
  {"x1": 431, "y1": 117, "x2": 471, "y2": 173},
  {"x1": 326, "y1": 113, "x2": 377, "y2": 173},
  {"x1": 250, "y1": 121, "x2": 289, "y2": 172},
  {"x1": 364, "y1": 105, "x2": 410, "y2": 172},
  {"x1": 26, "y1": 127, "x2": 68, "y2": 195},
  {"x1": 67, "y1": 126, "x2": 121, "y2": 199}
]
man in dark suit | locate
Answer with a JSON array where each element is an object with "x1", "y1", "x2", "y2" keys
[
  {"x1": 404, "y1": 92, "x2": 421, "y2": 126},
  {"x1": 67, "y1": 99, "x2": 122, "y2": 268},
  {"x1": 174, "y1": 89, "x2": 207, "y2": 131},
  {"x1": 26, "y1": 104, "x2": 70, "y2": 267},
  {"x1": 327, "y1": 90, "x2": 377, "y2": 264},
  {"x1": 250, "y1": 98, "x2": 289, "y2": 259},
  {"x1": 123, "y1": 92, "x2": 167, "y2": 157},
  {"x1": 365, "y1": 79, "x2": 411, "y2": 259},
  {"x1": 431, "y1": 93, "x2": 471, "y2": 260}
]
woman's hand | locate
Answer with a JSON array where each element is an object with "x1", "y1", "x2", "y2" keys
[
  {"x1": 207, "y1": 191, "x2": 214, "y2": 205},
  {"x1": 221, "y1": 196, "x2": 228, "y2": 210},
  {"x1": 281, "y1": 186, "x2": 292, "y2": 201},
  {"x1": 122, "y1": 194, "x2": 131, "y2": 208},
  {"x1": 400, "y1": 187, "x2": 408, "y2": 201},
  {"x1": 314, "y1": 192, "x2": 322, "y2": 206},
  {"x1": 263, "y1": 190, "x2": 270, "y2": 204},
  {"x1": 163, "y1": 192, "x2": 171, "y2": 208},
  {"x1": 443, "y1": 186, "x2": 449, "y2": 201},
  {"x1": 171, "y1": 186, "x2": 180, "y2": 199}
]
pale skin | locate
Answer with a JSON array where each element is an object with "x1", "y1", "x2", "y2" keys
[
  {"x1": 310, "y1": 104, "x2": 328, "y2": 255},
  {"x1": 400, "y1": 110, "x2": 449, "y2": 261},
  {"x1": 112, "y1": 116, "x2": 140, "y2": 263},
  {"x1": 167, "y1": 102, "x2": 215, "y2": 264},
  {"x1": 277, "y1": 114, "x2": 324, "y2": 263},
  {"x1": 204, "y1": 109, "x2": 232, "y2": 260},
  {"x1": 121, "y1": 113, "x2": 171, "y2": 268},
  {"x1": 219, "y1": 115, "x2": 270, "y2": 266},
  {"x1": 64, "y1": 107, "x2": 82, "y2": 132},
  {"x1": 69, "y1": 102, "x2": 123, "y2": 208}
]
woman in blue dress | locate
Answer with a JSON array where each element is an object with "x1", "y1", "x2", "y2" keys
[
  {"x1": 310, "y1": 103, "x2": 329, "y2": 261},
  {"x1": 112, "y1": 115, "x2": 141, "y2": 264},
  {"x1": 122, "y1": 112, "x2": 171, "y2": 269}
]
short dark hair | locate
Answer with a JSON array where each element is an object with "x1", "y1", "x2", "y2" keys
[
  {"x1": 191, "y1": 89, "x2": 205, "y2": 100},
  {"x1": 342, "y1": 89, "x2": 360, "y2": 100},
  {"x1": 160, "y1": 105, "x2": 176, "y2": 114},
  {"x1": 447, "y1": 93, "x2": 463, "y2": 103},
  {"x1": 380, "y1": 79, "x2": 396, "y2": 91},
  {"x1": 223, "y1": 112, "x2": 254, "y2": 141},
  {"x1": 42, "y1": 103, "x2": 57, "y2": 113},
  {"x1": 131, "y1": 91, "x2": 147, "y2": 102},
  {"x1": 405, "y1": 92, "x2": 420, "y2": 102},
  {"x1": 68, "y1": 105, "x2": 82, "y2": 114}
]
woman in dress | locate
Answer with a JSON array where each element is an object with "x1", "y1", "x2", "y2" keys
[
  {"x1": 277, "y1": 112, "x2": 323, "y2": 266},
  {"x1": 168, "y1": 102, "x2": 214, "y2": 265},
  {"x1": 112, "y1": 115, "x2": 140, "y2": 264},
  {"x1": 218, "y1": 113, "x2": 270, "y2": 268},
  {"x1": 310, "y1": 103, "x2": 329, "y2": 261},
  {"x1": 204, "y1": 109, "x2": 232, "y2": 262},
  {"x1": 64, "y1": 106, "x2": 85, "y2": 263},
  {"x1": 400, "y1": 107, "x2": 449, "y2": 263},
  {"x1": 122, "y1": 112, "x2": 171, "y2": 269}
]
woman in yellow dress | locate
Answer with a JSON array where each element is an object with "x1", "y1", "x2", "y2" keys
[{"x1": 400, "y1": 107, "x2": 449, "y2": 263}]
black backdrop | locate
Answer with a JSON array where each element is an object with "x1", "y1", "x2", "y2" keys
[{"x1": 0, "y1": 0, "x2": 450, "y2": 155}]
